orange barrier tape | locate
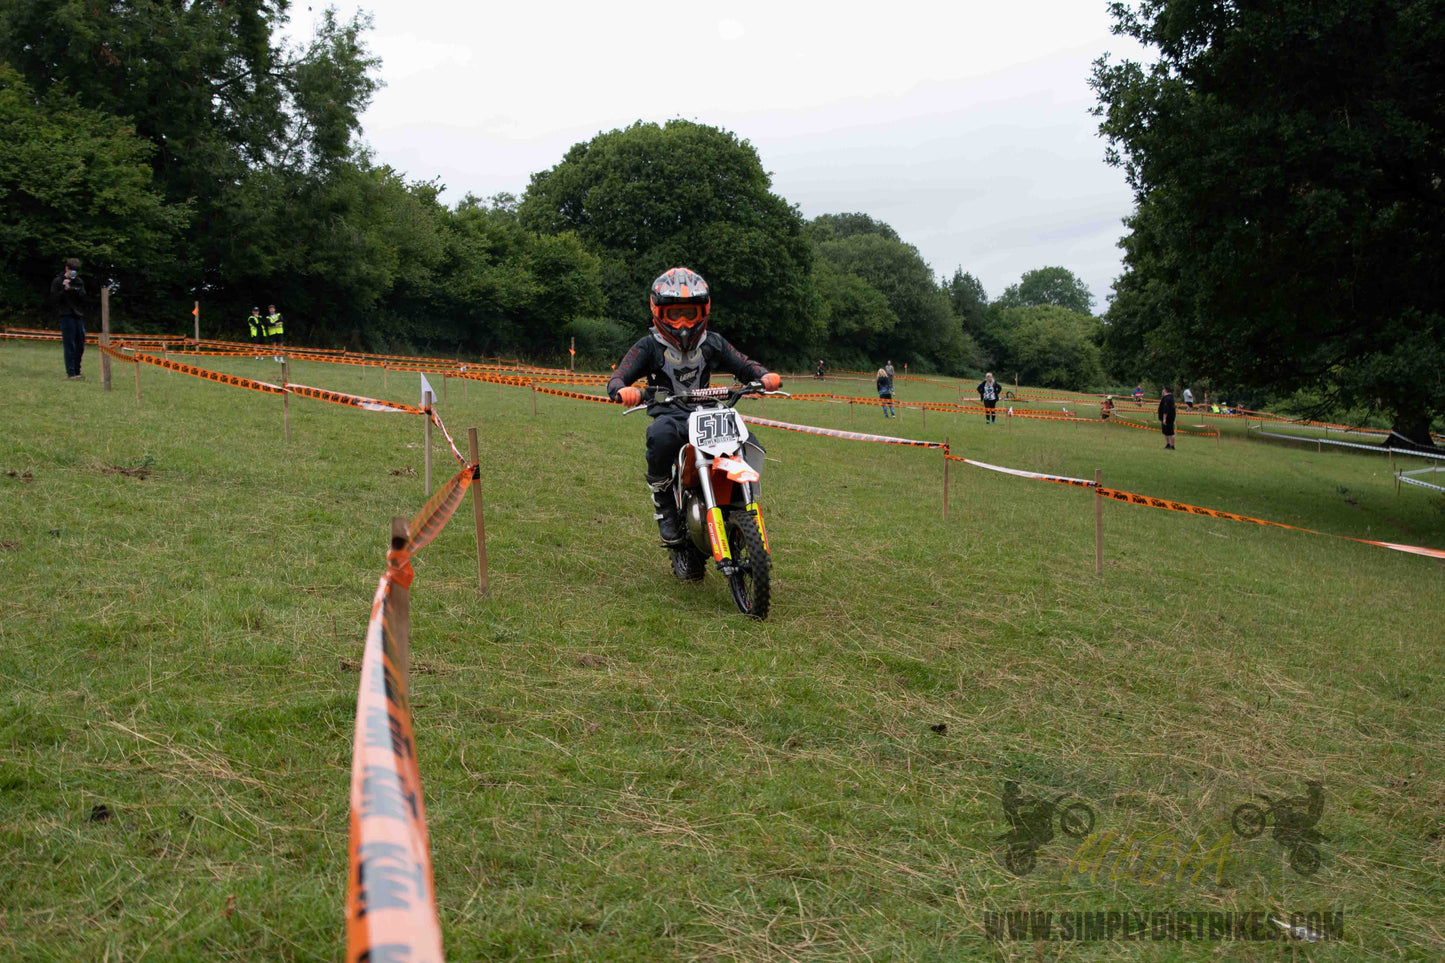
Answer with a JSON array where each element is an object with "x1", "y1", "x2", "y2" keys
[
  {"x1": 345, "y1": 466, "x2": 474, "y2": 963},
  {"x1": 285, "y1": 383, "x2": 425, "y2": 415},
  {"x1": 1096, "y1": 485, "x2": 1445, "y2": 559},
  {"x1": 347, "y1": 564, "x2": 443, "y2": 963},
  {"x1": 114, "y1": 346, "x2": 288, "y2": 395},
  {"x1": 427, "y1": 407, "x2": 468, "y2": 467},
  {"x1": 408, "y1": 463, "x2": 475, "y2": 552},
  {"x1": 534, "y1": 384, "x2": 615, "y2": 405}
]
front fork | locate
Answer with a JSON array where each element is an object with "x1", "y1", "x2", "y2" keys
[{"x1": 694, "y1": 449, "x2": 769, "y2": 564}]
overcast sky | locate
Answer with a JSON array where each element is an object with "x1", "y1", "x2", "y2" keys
[{"x1": 283, "y1": 1, "x2": 1150, "y2": 311}]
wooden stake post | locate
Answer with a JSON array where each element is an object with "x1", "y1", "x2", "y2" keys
[
  {"x1": 193, "y1": 300, "x2": 200, "y2": 342},
  {"x1": 1094, "y1": 469, "x2": 1104, "y2": 575},
  {"x1": 387, "y1": 517, "x2": 412, "y2": 682},
  {"x1": 423, "y1": 390, "x2": 433, "y2": 493},
  {"x1": 468, "y1": 428, "x2": 489, "y2": 597},
  {"x1": 133, "y1": 351, "x2": 142, "y2": 405},
  {"x1": 282, "y1": 361, "x2": 291, "y2": 442},
  {"x1": 942, "y1": 438, "x2": 949, "y2": 521},
  {"x1": 100, "y1": 286, "x2": 112, "y2": 391}
]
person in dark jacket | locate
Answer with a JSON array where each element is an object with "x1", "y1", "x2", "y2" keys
[
  {"x1": 607, "y1": 267, "x2": 781, "y2": 544},
  {"x1": 876, "y1": 368, "x2": 895, "y2": 417},
  {"x1": 1158, "y1": 385, "x2": 1177, "y2": 449},
  {"x1": 50, "y1": 258, "x2": 88, "y2": 379},
  {"x1": 977, "y1": 372, "x2": 1001, "y2": 423}
]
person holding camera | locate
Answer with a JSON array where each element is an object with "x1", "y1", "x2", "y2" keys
[{"x1": 50, "y1": 258, "x2": 88, "y2": 380}]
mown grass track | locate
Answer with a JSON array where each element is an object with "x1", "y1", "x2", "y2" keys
[{"x1": 2, "y1": 341, "x2": 1442, "y2": 960}]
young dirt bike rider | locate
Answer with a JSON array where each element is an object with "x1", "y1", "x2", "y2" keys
[{"x1": 607, "y1": 267, "x2": 782, "y2": 544}]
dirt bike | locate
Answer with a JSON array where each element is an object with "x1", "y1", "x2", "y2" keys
[
  {"x1": 1232, "y1": 792, "x2": 1327, "y2": 875},
  {"x1": 996, "y1": 792, "x2": 1096, "y2": 876},
  {"x1": 623, "y1": 381, "x2": 789, "y2": 619}
]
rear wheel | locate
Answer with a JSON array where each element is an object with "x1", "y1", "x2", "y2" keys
[
  {"x1": 670, "y1": 543, "x2": 707, "y2": 581},
  {"x1": 724, "y1": 511, "x2": 771, "y2": 619}
]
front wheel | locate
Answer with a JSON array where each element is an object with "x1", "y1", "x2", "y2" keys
[
  {"x1": 724, "y1": 511, "x2": 771, "y2": 620},
  {"x1": 1232, "y1": 804, "x2": 1267, "y2": 839},
  {"x1": 670, "y1": 542, "x2": 707, "y2": 582}
]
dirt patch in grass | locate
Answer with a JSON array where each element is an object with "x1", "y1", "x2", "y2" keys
[{"x1": 101, "y1": 463, "x2": 152, "y2": 479}]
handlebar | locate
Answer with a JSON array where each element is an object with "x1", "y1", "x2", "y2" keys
[{"x1": 622, "y1": 381, "x2": 789, "y2": 415}]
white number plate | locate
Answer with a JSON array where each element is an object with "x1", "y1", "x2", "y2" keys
[{"x1": 688, "y1": 408, "x2": 749, "y2": 455}]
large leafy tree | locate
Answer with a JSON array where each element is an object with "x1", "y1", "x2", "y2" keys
[
  {"x1": 0, "y1": 0, "x2": 381, "y2": 321},
  {"x1": 994, "y1": 266, "x2": 1095, "y2": 316},
  {"x1": 1092, "y1": 0, "x2": 1445, "y2": 445},
  {"x1": 813, "y1": 227, "x2": 978, "y2": 372},
  {"x1": 992, "y1": 305, "x2": 1105, "y2": 390},
  {"x1": 943, "y1": 268, "x2": 990, "y2": 340},
  {"x1": 0, "y1": 63, "x2": 189, "y2": 307},
  {"x1": 518, "y1": 120, "x2": 819, "y2": 361}
]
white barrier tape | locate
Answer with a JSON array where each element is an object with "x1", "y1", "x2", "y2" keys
[
  {"x1": 1400, "y1": 475, "x2": 1445, "y2": 493},
  {"x1": 956, "y1": 457, "x2": 1096, "y2": 488},
  {"x1": 1251, "y1": 427, "x2": 1445, "y2": 461}
]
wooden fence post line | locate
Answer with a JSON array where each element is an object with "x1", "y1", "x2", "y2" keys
[
  {"x1": 922, "y1": 406, "x2": 926, "y2": 430},
  {"x1": 569, "y1": 337, "x2": 575, "y2": 372},
  {"x1": 282, "y1": 361, "x2": 291, "y2": 442},
  {"x1": 468, "y1": 428, "x2": 489, "y2": 597},
  {"x1": 193, "y1": 300, "x2": 200, "y2": 342},
  {"x1": 1094, "y1": 469, "x2": 1104, "y2": 575},
  {"x1": 133, "y1": 353, "x2": 141, "y2": 405},
  {"x1": 387, "y1": 517, "x2": 412, "y2": 682},
  {"x1": 423, "y1": 390, "x2": 433, "y2": 493},
  {"x1": 849, "y1": 398, "x2": 854, "y2": 426},
  {"x1": 382, "y1": 364, "x2": 387, "y2": 391},
  {"x1": 531, "y1": 383, "x2": 538, "y2": 417},
  {"x1": 100, "y1": 286, "x2": 112, "y2": 391}
]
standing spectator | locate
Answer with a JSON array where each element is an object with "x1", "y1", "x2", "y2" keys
[
  {"x1": 266, "y1": 304, "x2": 284, "y2": 347},
  {"x1": 1158, "y1": 385, "x2": 1177, "y2": 449},
  {"x1": 885, "y1": 359, "x2": 895, "y2": 383},
  {"x1": 876, "y1": 368, "x2": 896, "y2": 417},
  {"x1": 51, "y1": 258, "x2": 87, "y2": 380},
  {"x1": 1182, "y1": 386, "x2": 1195, "y2": 410},
  {"x1": 246, "y1": 306, "x2": 264, "y2": 345},
  {"x1": 977, "y1": 372, "x2": 1001, "y2": 424}
]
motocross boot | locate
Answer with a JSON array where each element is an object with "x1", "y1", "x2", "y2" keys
[{"x1": 646, "y1": 474, "x2": 684, "y2": 544}]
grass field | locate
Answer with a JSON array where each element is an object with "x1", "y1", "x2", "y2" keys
[{"x1": 2, "y1": 339, "x2": 1443, "y2": 961}]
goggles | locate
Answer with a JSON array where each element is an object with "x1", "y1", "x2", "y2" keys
[{"x1": 659, "y1": 304, "x2": 705, "y2": 325}]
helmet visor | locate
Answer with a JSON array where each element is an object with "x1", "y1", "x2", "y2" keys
[{"x1": 660, "y1": 304, "x2": 704, "y2": 326}]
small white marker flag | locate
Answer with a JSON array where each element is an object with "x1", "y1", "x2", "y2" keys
[{"x1": 420, "y1": 372, "x2": 436, "y2": 408}]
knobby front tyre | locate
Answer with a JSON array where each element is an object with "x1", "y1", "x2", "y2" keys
[
  {"x1": 670, "y1": 543, "x2": 707, "y2": 581},
  {"x1": 725, "y1": 510, "x2": 771, "y2": 620}
]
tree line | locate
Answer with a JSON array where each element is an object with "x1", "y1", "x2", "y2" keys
[
  {"x1": 0, "y1": 2, "x2": 1106, "y2": 383},
  {"x1": 6, "y1": 1, "x2": 1436, "y2": 441}
]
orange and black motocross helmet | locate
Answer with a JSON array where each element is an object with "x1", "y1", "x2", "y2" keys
[{"x1": 649, "y1": 267, "x2": 710, "y2": 352}]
